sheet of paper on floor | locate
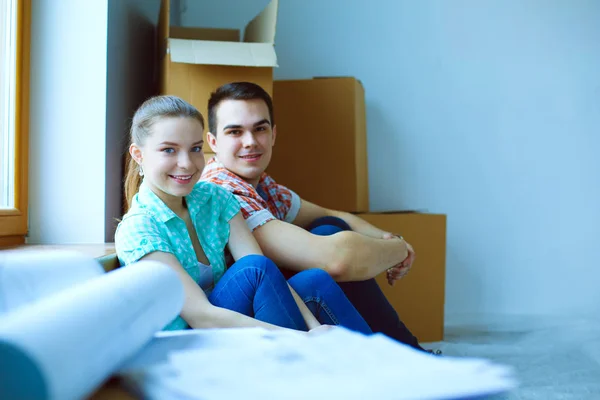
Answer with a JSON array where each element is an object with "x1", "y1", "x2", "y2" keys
[{"x1": 120, "y1": 327, "x2": 516, "y2": 400}]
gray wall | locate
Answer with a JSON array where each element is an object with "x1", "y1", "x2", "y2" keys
[
  {"x1": 105, "y1": 0, "x2": 161, "y2": 241},
  {"x1": 29, "y1": 0, "x2": 109, "y2": 243}
]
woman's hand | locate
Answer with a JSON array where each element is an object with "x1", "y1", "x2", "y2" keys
[{"x1": 308, "y1": 324, "x2": 336, "y2": 335}]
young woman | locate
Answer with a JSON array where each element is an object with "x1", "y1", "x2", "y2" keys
[{"x1": 115, "y1": 95, "x2": 372, "y2": 334}]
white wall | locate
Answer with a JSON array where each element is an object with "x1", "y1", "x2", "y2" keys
[
  {"x1": 29, "y1": 0, "x2": 160, "y2": 244},
  {"x1": 180, "y1": 0, "x2": 600, "y2": 318},
  {"x1": 29, "y1": 0, "x2": 109, "y2": 243}
]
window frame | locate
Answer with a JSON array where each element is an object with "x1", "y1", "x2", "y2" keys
[{"x1": 0, "y1": 0, "x2": 30, "y2": 244}]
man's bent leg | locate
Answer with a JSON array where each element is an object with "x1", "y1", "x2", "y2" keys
[
  {"x1": 336, "y1": 278, "x2": 423, "y2": 349},
  {"x1": 308, "y1": 217, "x2": 425, "y2": 350}
]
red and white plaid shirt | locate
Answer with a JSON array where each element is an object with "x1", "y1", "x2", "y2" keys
[{"x1": 200, "y1": 157, "x2": 301, "y2": 231}]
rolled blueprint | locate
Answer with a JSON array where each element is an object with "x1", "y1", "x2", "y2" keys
[{"x1": 0, "y1": 259, "x2": 184, "y2": 400}]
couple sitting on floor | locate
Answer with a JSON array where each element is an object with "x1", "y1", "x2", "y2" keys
[{"x1": 115, "y1": 81, "x2": 426, "y2": 351}]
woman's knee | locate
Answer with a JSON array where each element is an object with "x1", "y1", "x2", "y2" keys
[
  {"x1": 306, "y1": 268, "x2": 335, "y2": 284},
  {"x1": 232, "y1": 254, "x2": 279, "y2": 275},
  {"x1": 291, "y1": 268, "x2": 335, "y2": 293}
]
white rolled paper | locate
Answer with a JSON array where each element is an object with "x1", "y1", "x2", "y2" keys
[{"x1": 0, "y1": 260, "x2": 184, "y2": 400}]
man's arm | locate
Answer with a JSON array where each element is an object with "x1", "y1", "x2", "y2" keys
[
  {"x1": 252, "y1": 219, "x2": 408, "y2": 282},
  {"x1": 288, "y1": 198, "x2": 416, "y2": 285},
  {"x1": 293, "y1": 199, "x2": 392, "y2": 239}
]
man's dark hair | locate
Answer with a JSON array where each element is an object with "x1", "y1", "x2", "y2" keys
[{"x1": 207, "y1": 82, "x2": 275, "y2": 134}]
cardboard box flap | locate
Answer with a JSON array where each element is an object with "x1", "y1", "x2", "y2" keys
[
  {"x1": 158, "y1": 0, "x2": 170, "y2": 60},
  {"x1": 169, "y1": 27, "x2": 240, "y2": 42},
  {"x1": 169, "y1": 39, "x2": 278, "y2": 67},
  {"x1": 244, "y1": 0, "x2": 278, "y2": 43},
  {"x1": 313, "y1": 76, "x2": 354, "y2": 79}
]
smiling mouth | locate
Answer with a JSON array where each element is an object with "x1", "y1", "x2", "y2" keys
[
  {"x1": 239, "y1": 154, "x2": 262, "y2": 161},
  {"x1": 169, "y1": 174, "x2": 194, "y2": 184}
]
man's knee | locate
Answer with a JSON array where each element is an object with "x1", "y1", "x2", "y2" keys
[
  {"x1": 307, "y1": 216, "x2": 351, "y2": 233},
  {"x1": 311, "y1": 224, "x2": 342, "y2": 236}
]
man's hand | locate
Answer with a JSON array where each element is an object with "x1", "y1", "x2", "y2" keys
[{"x1": 382, "y1": 233, "x2": 416, "y2": 286}]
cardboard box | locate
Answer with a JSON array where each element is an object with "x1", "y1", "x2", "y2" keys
[
  {"x1": 268, "y1": 77, "x2": 369, "y2": 212},
  {"x1": 158, "y1": 0, "x2": 279, "y2": 152},
  {"x1": 357, "y1": 212, "x2": 447, "y2": 342}
]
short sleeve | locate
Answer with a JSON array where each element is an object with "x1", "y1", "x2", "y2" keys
[
  {"x1": 282, "y1": 187, "x2": 301, "y2": 223},
  {"x1": 115, "y1": 213, "x2": 174, "y2": 265},
  {"x1": 235, "y1": 194, "x2": 277, "y2": 232},
  {"x1": 215, "y1": 185, "x2": 241, "y2": 223}
]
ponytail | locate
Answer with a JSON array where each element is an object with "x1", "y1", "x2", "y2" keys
[{"x1": 124, "y1": 153, "x2": 142, "y2": 212}]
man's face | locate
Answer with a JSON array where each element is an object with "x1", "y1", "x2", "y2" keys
[{"x1": 207, "y1": 99, "x2": 276, "y2": 186}]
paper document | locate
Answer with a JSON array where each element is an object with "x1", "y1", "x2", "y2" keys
[{"x1": 121, "y1": 328, "x2": 517, "y2": 400}]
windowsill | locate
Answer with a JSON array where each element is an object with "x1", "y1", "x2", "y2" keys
[{"x1": 0, "y1": 243, "x2": 116, "y2": 258}]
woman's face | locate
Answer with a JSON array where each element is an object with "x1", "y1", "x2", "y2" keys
[{"x1": 132, "y1": 117, "x2": 205, "y2": 208}]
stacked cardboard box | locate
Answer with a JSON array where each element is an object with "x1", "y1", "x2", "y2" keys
[
  {"x1": 269, "y1": 77, "x2": 446, "y2": 342},
  {"x1": 158, "y1": 0, "x2": 279, "y2": 154},
  {"x1": 269, "y1": 78, "x2": 368, "y2": 212},
  {"x1": 358, "y1": 212, "x2": 446, "y2": 342}
]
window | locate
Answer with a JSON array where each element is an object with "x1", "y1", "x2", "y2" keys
[
  {"x1": 0, "y1": 0, "x2": 29, "y2": 244},
  {"x1": 1, "y1": 0, "x2": 16, "y2": 208}
]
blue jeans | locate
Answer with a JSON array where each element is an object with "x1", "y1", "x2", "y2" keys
[
  {"x1": 299, "y1": 216, "x2": 425, "y2": 350},
  {"x1": 208, "y1": 254, "x2": 371, "y2": 334}
]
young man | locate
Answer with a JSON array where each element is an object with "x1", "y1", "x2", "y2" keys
[{"x1": 201, "y1": 82, "x2": 424, "y2": 350}]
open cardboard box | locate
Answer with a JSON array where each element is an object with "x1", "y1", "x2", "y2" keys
[{"x1": 158, "y1": 0, "x2": 279, "y2": 151}]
